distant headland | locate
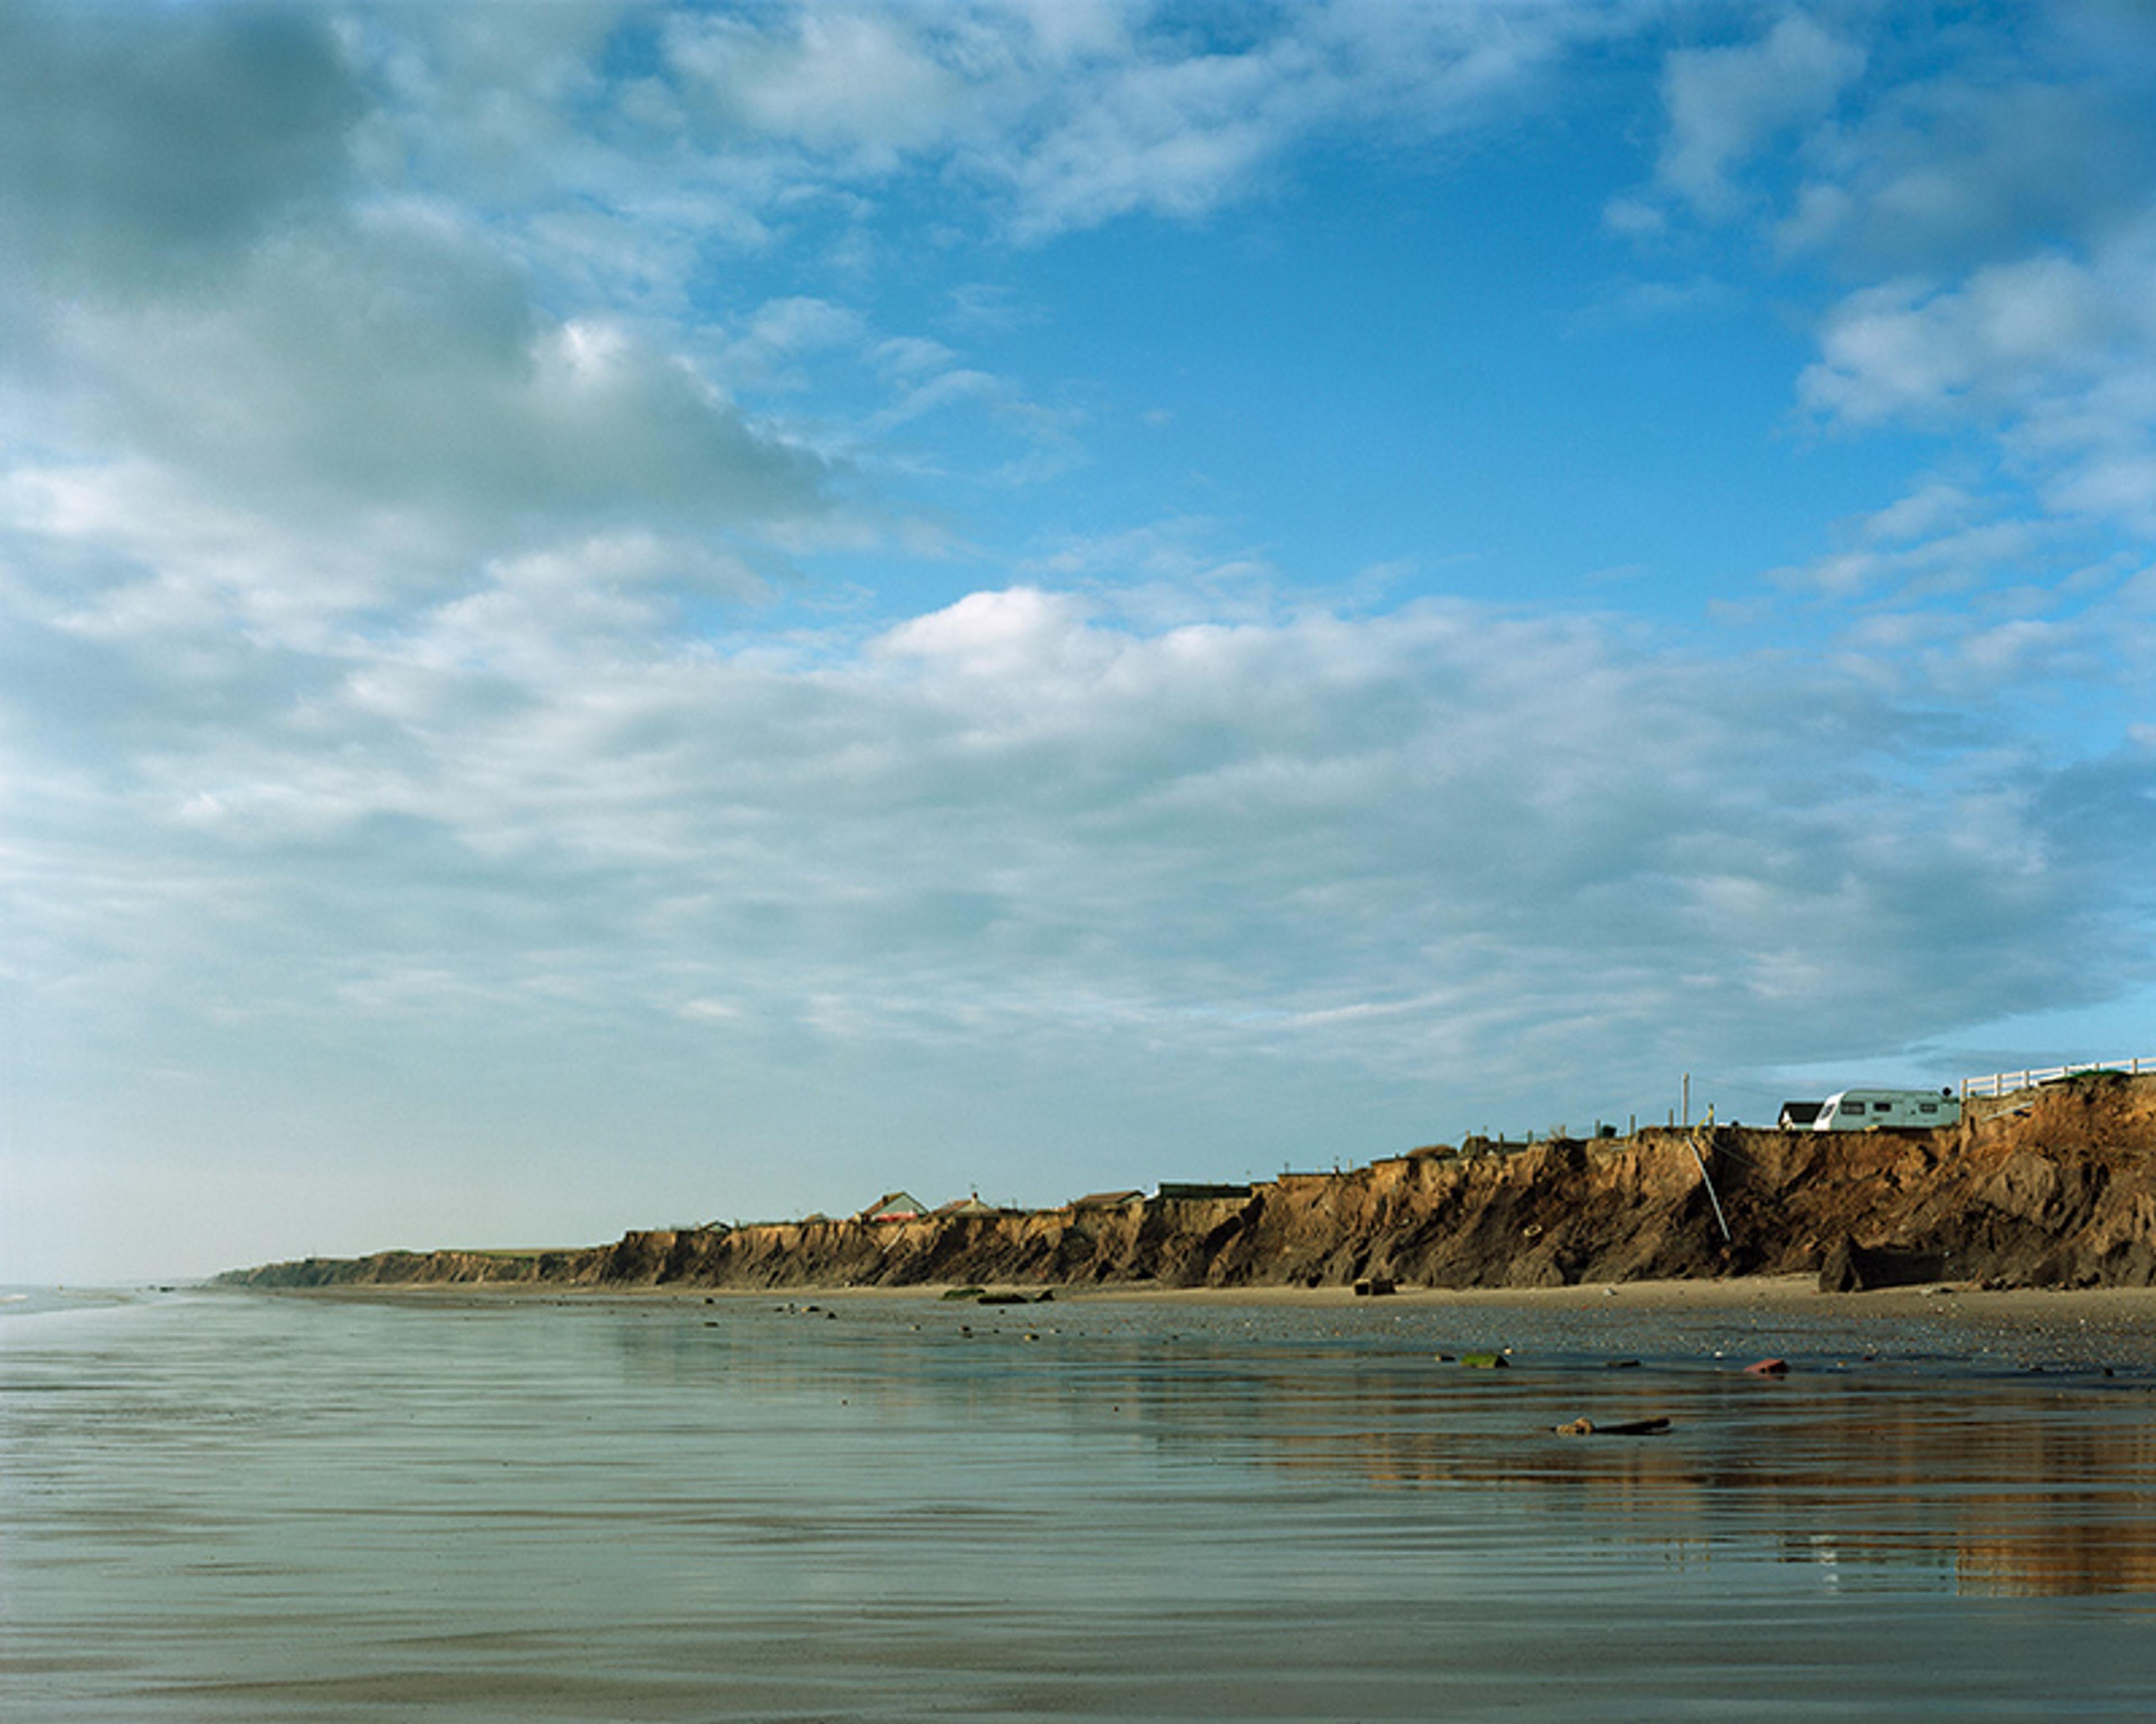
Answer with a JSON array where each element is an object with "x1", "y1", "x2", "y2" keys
[{"x1": 221, "y1": 1070, "x2": 2156, "y2": 1296}]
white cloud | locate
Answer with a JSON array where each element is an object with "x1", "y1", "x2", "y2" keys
[
  {"x1": 871, "y1": 336, "x2": 960, "y2": 379},
  {"x1": 1801, "y1": 225, "x2": 2156, "y2": 537},
  {"x1": 2052, "y1": 447, "x2": 2156, "y2": 523},
  {"x1": 1602, "y1": 195, "x2": 1666, "y2": 239},
  {"x1": 6, "y1": 579, "x2": 2133, "y2": 1121},
  {"x1": 1654, "y1": 13, "x2": 1864, "y2": 219},
  {"x1": 1858, "y1": 482, "x2": 1982, "y2": 546},
  {"x1": 1776, "y1": 76, "x2": 2154, "y2": 273},
  {"x1": 713, "y1": 295, "x2": 870, "y2": 391},
  {"x1": 30, "y1": 205, "x2": 830, "y2": 598},
  {"x1": 343, "y1": 1, "x2": 624, "y2": 205},
  {"x1": 647, "y1": 0, "x2": 1619, "y2": 244},
  {"x1": 666, "y1": 8, "x2": 971, "y2": 169},
  {"x1": 423, "y1": 533, "x2": 770, "y2": 670},
  {"x1": 1772, "y1": 505, "x2": 2051, "y2": 602},
  {"x1": 864, "y1": 367, "x2": 1003, "y2": 434},
  {"x1": 874, "y1": 584, "x2": 1106, "y2": 684},
  {"x1": 992, "y1": 43, "x2": 1315, "y2": 239},
  {"x1": 1802, "y1": 253, "x2": 2123, "y2": 426}
]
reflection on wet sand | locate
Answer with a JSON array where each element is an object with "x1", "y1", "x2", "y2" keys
[
  {"x1": 609, "y1": 1292, "x2": 2156, "y2": 1599},
  {"x1": 1165, "y1": 1362, "x2": 2156, "y2": 1597}
]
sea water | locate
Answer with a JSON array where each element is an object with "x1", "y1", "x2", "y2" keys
[{"x1": 3, "y1": 1285, "x2": 2154, "y2": 1721}]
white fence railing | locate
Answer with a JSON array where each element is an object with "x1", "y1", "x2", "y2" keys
[{"x1": 1961, "y1": 1058, "x2": 2152, "y2": 1100}]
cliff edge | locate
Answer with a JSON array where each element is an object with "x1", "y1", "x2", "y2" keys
[{"x1": 220, "y1": 1071, "x2": 2156, "y2": 1295}]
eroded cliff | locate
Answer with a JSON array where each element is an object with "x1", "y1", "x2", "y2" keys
[{"x1": 220, "y1": 1071, "x2": 2156, "y2": 1293}]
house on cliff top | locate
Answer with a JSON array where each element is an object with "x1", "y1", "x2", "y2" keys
[
  {"x1": 858, "y1": 1191, "x2": 929, "y2": 1222},
  {"x1": 1070, "y1": 1189, "x2": 1144, "y2": 1210}
]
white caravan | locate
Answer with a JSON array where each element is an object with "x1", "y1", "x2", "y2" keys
[{"x1": 1811, "y1": 1089, "x2": 1959, "y2": 1131}]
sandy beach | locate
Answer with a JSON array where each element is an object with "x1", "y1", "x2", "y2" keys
[
  {"x1": 1033, "y1": 1270, "x2": 2156, "y2": 1315},
  {"x1": 261, "y1": 1270, "x2": 2156, "y2": 1374},
  {"x1": 282, "y1": 1268, "x2": 2156, "y2": 1319},
  {"x1": 11, "y1": 1282, "x2": 2156, "y2": 1721}
]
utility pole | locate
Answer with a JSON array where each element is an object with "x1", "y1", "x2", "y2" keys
[{"x1": 1682, "y1": 1072, "x2": 1691, "y2": 1128}]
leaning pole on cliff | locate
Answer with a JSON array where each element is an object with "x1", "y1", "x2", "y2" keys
[{"x1": 1686, "y1": 1129, "x2": 1732, "y2": 1244}]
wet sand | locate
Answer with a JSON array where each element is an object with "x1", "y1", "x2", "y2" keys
[
  {"x1": 286, "y1": 1268, "x2": 2156, "y2": 1307},
  {"x1": 312, "y1": 1270, "x2": 2156, "y2": 1347},
  {"x1": 1052, "y1": 1271, "x2": 2156, "y2": 1315},
  {"x1": 7, "y1": 1284, "x2": 2154, "y2": 1720}
]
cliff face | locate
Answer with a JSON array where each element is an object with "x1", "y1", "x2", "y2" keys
[{"x1": 220, "y1": 1072, "x2": 2156, "y2": 1293}]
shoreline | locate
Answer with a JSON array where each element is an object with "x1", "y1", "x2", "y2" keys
[{"x1": 220, "y1": 1272, "x2": 2156, "y2": 1323}]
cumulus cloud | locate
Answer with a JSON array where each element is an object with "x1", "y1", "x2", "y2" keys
[
  {"x1": 1802, "y1": 225, "x2": 2156, "y2": 536},
  {"x1": 1802, "y1": 252, "x2": 2128, "y2": 427},
  {"x1": 0, "y1": 9, "x2": 842, "y2": 650},
  {"x1": 1778, "y1": 78, "x2": 2153, "y2": 272},
  {"x1": 68, "y1": 211, "x2": 824, "y2": 536},
  {"x1": 1652, "y1": 13, "x2": 1864, "y2": 219}
]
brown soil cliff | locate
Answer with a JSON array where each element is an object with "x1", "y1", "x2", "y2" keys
[{"x1": 221, "y1": 1071, "x2": 2156, "y2": 1294}]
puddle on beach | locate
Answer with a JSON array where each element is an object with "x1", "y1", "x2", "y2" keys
[{"x1": 4, "y1": 1288, "x2": 2154, "y2": 1720}]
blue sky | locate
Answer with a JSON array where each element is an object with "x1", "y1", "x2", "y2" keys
[{"x1": 4, "y1": 1, "x2": 2154, "y2": 1282}]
